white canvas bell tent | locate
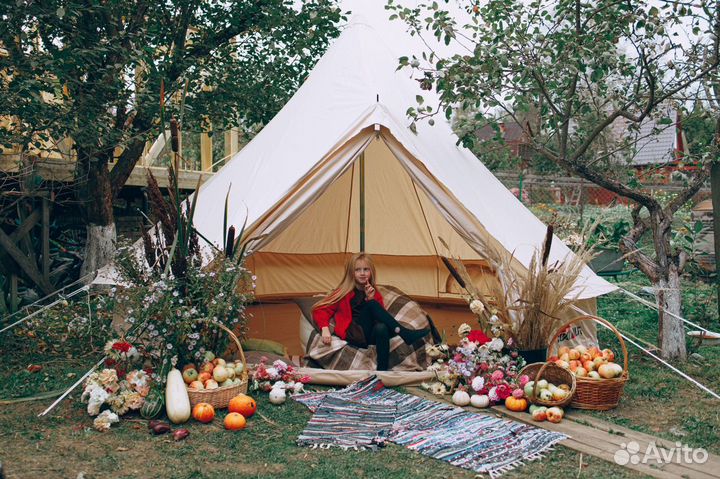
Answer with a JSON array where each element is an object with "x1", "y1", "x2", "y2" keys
[{"x1": 186, "y1": 16, "x2": 616, "y2": 306}]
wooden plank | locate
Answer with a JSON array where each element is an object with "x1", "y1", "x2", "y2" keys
[
  {"x1": 0, "y1": 227, "x2": 54, "y2": 295},
  {"x1": 494, "y1": 406, "x2": 718, "y2": 479},
  {"x1": 41, "y1": 197, "x2": 49, "y2": 282},
  {"x1": 406, "y1": 387, "x2": 717, "y2": 479},
  {"x1": 569, "y1": 412, "x2": 720, "y2": 471}
]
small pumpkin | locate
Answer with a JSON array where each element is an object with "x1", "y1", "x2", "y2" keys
[
  {"x1": 192, "y1": 402, "x2": 215, "y2": 423},
  {"x1": 505, "y1": 396, "x2": 528, "y2": 412},
  {"x1": 470, "y1": 394, "x2": 490, "y2": 408},
  {"x1": 228, "y1": 394, "x2": 257, "y2": 418},
  {"x1": 451, "y1": 390, "x2": 471, "y2": 407},
  {"x1": 224, "y1": 412, "x2": 247, "y2": 431}
]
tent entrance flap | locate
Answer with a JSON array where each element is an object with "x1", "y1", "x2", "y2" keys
[{"x1": 251, "y1": 134, "x2": 490, "y2": 300}]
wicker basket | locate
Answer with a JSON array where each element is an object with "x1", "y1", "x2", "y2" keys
[
  {"x1": 519, "y1": 362, "x2": 576, "y2": 408},
  {"x1": 547, "y1": 315, "x2": 629, "y2": 411},
  {"x1": 187, "y1": 322, "x2": 248, "y2": 409}
]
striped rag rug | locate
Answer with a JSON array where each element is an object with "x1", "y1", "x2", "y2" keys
[{"x1": 293, "y1": 376, "x2": 567, "y2": 478}]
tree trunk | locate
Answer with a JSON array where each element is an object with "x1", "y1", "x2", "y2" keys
[
  {"x1": 78, "y1": 153, "x2": 116, "y2": 281},
  {"x1": 654, "y1": 264, "x2": 686, "y2": 360},
  {"x1": 79, "y1": 223, "x2": 116, "y2": 280}
]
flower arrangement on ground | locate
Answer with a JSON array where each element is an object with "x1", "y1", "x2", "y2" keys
[
  {"x1": 423, "y1": 324, "x2": 529, "y2": 404},
  {"x1": 251, "y1": 357, "x2": 311, "y2": 395}
]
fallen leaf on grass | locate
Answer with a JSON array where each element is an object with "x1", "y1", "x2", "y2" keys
[
  {"x1": 116, "y1": 447, "x2": 128, "y2": 452},
  {"x1": 27, "y1": 364, "x2": 43, "y2": 373}
]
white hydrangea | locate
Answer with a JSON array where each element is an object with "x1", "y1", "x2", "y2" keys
[
  {"x1": 489, "y1": 338, "x2": 504, "y2": 352},
  {"x1": 86, "y1": 387, "x2": 109, "y2": 416},
  {"x1": 469, "y1": 300, "x2": 485, "y2": 315},
  {"x1": 471, "y1": 376, "x2": 485, "y2": 392}
]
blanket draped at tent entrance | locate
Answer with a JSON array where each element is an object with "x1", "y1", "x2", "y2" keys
[{"x1": 293, "y1": 376, "x2": 567, "y2": 478}]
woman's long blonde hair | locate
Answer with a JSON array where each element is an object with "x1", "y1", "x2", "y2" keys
[{"x1": 312, "y1": 253, "x2": 377, "y2": 311}]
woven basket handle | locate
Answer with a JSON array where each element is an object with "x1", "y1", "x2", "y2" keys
[
  {"x1": 547, "y1": 315, "x2": 628, "y2": 373},
  {"x1": 196, "y1": 320, "x2": 247, "y2": 373}
]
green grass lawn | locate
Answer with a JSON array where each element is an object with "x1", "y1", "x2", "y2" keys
[{"x1": 1, "y1": 274, "x2": 718, "y2": 478}]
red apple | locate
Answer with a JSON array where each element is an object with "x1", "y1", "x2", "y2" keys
[
  {"x1": 601, "y1": 349, "x2": 615, "y2": 362},
  {"x1": 182, "y1": 363, "x2": 197, "y2": 372},
  {"x1": 182, "y1": 368, "x2": 198, "y2": 384},
  {"x1": 204, "y1": 379, "x2": 219, "y2": 389},
  {"x1": 200, "y1": 362, "x2": 214, "y2": 374},
  {"x1": 188, "y1": 380, "x2": 204, "y2": 390},
  {"x1": 198, "y1": 372, "x2": 212, "y2": 383},
  {"x1": 568, "y1": 349, "x2": 581, "y2": 360}
]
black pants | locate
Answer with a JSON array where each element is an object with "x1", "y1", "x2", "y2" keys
[{"x1": 347, "y1": 300, "x2": 396, "y2": 370}]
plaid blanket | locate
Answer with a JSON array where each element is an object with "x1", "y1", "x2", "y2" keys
[
  {"x1": 301, "y1": 285, "x2": 432, "y2": 371},
  {"x1": 294, "y1": 376, "x2": 568, "y2": 478}
]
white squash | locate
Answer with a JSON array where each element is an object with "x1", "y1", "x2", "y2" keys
[{"x1": 165, "y1": 368, "x2": 191, "y2": 424}]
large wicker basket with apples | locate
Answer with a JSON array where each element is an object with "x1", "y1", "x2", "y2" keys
[
  {"x1": 182, "y1": 323, "x2": 248, "y2": 409},
  {"x1": 547, "y1": 315, "x2": 629, "y2": 411}
]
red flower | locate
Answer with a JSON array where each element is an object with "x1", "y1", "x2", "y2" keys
[
  {"x1": 105, "y1": 358, "x2": 117, "y2": 367},
  {"x1": 467, "y1": 330, "x2": 491, "y2": 345},
  {"x1": 495, "y1": 383, "x2": 512, "y2": 400},
  {"x1": 299, "y1": 376, "x2": 312, "y2": 384},
  {"x1": 111, "y1": 342, "x2": 132, "y2": 353}
]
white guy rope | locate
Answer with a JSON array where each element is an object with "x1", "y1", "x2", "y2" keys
[
  {"x1": 38, "y1": 356, "x2": 106, "y2": 417},
  {"x1": 0, "y1": 285, "x2": 90, "y2": 334},
  {"x1": 617, "y1": 287, "x2": 716, "y2": 334},
  {"x1": 570, "y1": 304, "x2": 720, "y2": 400},
  {"x1": 1, "y1": 272, "x2": 95, "y2": 322}
]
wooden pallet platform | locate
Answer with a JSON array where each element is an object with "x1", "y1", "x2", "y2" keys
[{"x1": 407, "y1": 387, "x2": 718, "y2": 479}]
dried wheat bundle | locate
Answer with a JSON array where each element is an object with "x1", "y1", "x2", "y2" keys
[{"x1": 440, "y1": 225, "x2": 596, "y2": 349}]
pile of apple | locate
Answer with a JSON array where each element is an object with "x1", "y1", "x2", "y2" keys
[
  {"x1": 529, "y1": 404, "x2": 565, "y2": 423},
  {"x1": 181, "y1": 352, "x2": 245, "y2": 390},
  {"x1": 523, "y1": 379, "x2": 572, "y2": 403},
  {"x1": 549, "y1": 345, "x2": 623, "y2": 380}
]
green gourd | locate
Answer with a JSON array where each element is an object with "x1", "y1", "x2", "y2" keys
[{"x1": 141, "y1": 388, "x2": 164, "y2": 419}]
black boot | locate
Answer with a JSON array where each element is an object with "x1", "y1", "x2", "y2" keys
[
  {"x1": 366, "y1": 300, "x2": 429, "y2": 345},
  {"x1": 373, "y1": 323, "x2": 390, "y2": 371}
]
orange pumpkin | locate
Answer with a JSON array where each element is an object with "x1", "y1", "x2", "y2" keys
[
  {"x1": 505, "y1": 396, "x2": 528, "y2": 412},
  {"x1": 224, "y1": 412, "x2": 247, "y2": 430},
  {"x1": 228, "y1": 394, "x2": 257, "y2": 418},
  {"x1": 192, "y1": 402, "x2": 215, "y2": 423}
]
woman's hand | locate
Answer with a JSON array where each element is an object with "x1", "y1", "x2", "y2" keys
[
  {"x1": 321, "y1": 327, "x2": 332, "y2": 345},
  {"x1": 364, "y1": 282, "x2": 376, "y2": 301}
]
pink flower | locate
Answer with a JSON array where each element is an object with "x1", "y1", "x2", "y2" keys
[
  {"x1": 518, "y1": 375, "x2": 530, "y2": 388},
  {"x1": 453, "y1": 353, "x2": 464, "y2": 362},
  {"x1": 299, "y1": 376, "x2": 312, "y2": 384},
  {"x1": 479, "y1": 363, "x2": 490, "y2": 372},
  {"x1": 512, "y1": 388, "x2": 524, "y2": 399},
  {"x1": 491, "y1": 370, "x2": 504, "y2": 382}
]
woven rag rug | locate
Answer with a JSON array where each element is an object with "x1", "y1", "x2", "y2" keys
[{"x1": 293, "y1": 376, "x2": 567, "y2": 478}]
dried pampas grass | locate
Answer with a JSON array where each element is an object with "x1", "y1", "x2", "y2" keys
[{"x1": 440, "y1": 223, "x2": 595, "y2": 350}]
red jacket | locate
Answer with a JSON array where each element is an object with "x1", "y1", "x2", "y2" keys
[{"x1": 312, "y1": 289, "x2": 385, "y2": 340}]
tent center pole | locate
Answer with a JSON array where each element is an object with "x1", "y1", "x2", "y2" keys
[{"x1": 359, "y1": 152, "x2": 365, "y2": 252}]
